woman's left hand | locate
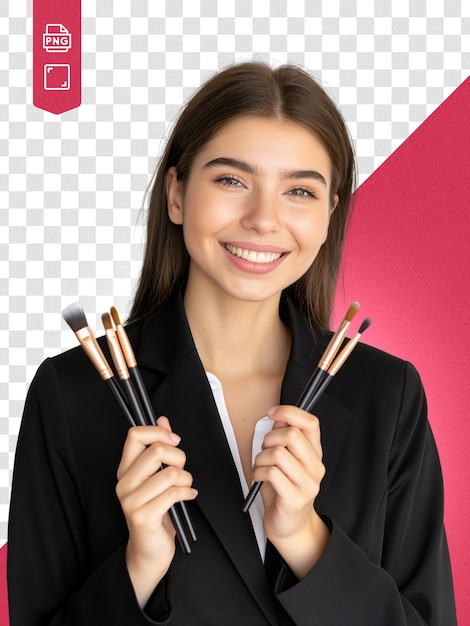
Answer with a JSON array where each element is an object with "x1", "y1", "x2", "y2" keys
[{"x1": 252, "y1": 404, "x2": 330, "y2": 578}]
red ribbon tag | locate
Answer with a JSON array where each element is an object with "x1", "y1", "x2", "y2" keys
[{"x1": 33, "y1": 0, "x2": 81, "y2": 114}]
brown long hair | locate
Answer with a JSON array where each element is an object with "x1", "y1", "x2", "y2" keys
[{"x1": 129, "y1": 62, "x2": 356, "y2": 329}]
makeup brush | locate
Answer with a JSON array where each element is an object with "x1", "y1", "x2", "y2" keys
[
  {"x1": 296, "y1": 301, "x2": 360, "y2": 411},
  {"x1": 109, "y1": 306, "x2": 157, "y2": 426},
  {"x1": 62, "y1": 303, "x2": 194, "y2": 554},
  {"x1": 300, "y1": 317, "x2": 372, "y2": 413},
  {"x1": 62, "y1": 303, "x2": 136, "y2": 427},
  {"x1": 242, "y1": 315, "x2": 372, "y2": 513},
  {"x1": 109, "y1": 306, "x2": 197, "y2": 545},
  {"x1": 101, "y1": 313, "x2": 147, "y2": 426}
]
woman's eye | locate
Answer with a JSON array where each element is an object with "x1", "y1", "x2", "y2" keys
[
  {"x1": 217, "y1": 176, "x2": 243, "y2": 188},
  {"x1": 287, "y1": 187, "x2": 317, "y2": 199}
]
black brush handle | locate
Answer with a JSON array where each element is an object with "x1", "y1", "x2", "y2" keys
[
  {"x1": 106, "y1": 378, "x2": 136, "y2": 427},
  {"x1": 297, "y1": 368, "x2": 327, "y2": 411},
  {"x1": 169, "y1": 506, "x2": 192, "y2": 554},
  {"x1": 120, "y1": 377, "x2": 147, "y2": 426},
  {"x1": 129, "y1": 367, "x2": 157, "y2": 426},
  {"x1": 300, "y1": 374, "x2": 332, "y2": 414},
  {"x1": 241, "y1": 477, "x2": 261, "y2": 513},
  {"x1": 130, "y1": 365, "x2": 197, "y2": 545}
]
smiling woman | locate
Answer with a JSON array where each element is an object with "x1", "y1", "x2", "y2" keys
[
  {"x1": 131, "y1": 63, "x2": 355, "y2": 331},
  {"x1": 8, "y1": 62, "x2": 456, "y2": 625}
]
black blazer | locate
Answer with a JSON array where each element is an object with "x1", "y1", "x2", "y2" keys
[{"x1": 8, "y1": 288, "x2": 456, "y2": 625}]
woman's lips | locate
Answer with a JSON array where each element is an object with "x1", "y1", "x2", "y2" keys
[
  {"x1": 222, "y1": 242, "x2": 289, "y2": 274},
  {"x1": 224, "y1": 243, "x2": 284, "y2": 264}
]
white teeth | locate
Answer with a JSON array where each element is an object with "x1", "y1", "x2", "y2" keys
[{"x1": 225, "y1": 244, "x2": 283, "y2": 264}]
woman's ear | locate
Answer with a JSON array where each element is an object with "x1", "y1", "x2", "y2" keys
[
  {"x1": 321, "y1": 194, "x2": 339, "y2": 245},
  {"x1": 330, "y1": 194, "x2": 339, "y2": 216},
  {"x1": 166, "y1": 166, "x2": 184, "y2": 225}
]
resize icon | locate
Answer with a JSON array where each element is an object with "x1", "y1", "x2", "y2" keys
[
  {"x1": 44, "y1": 64, "x2": 70, "y2": 90},
  {"x1": 43, "y1": 24, "x2": 72, "y2": 52}
]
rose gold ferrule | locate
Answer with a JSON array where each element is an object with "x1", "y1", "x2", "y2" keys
[
  {"x1": 115, "y1": 324, "x2": 137, "y2": 369},
  {"x1": 75, "y1": 327, "x2": 114, "y2": 380},
  {"x1": 104, "y1": 328, "x2": 130, "y2": 380},
  {"x1": 328, "y1": 333, "x2": 361, "y2": 376},
  {"x1": 319, "y1": 319, "x2": 350, "y2": 370}
]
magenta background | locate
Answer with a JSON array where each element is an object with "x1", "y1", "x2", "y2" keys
[
  {"x1": 3, "y1": 53, "x2": 469, "y2": 626},
  {"x1": 335, "y1": 77, "x2": 470, "y2": 624}
]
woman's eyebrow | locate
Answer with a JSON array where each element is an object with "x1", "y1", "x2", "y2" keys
[
  {"x1": 203, "y1": 157, "x2": 257, "y2": 174},
  {"x1": 203, "y1": 157, "x2": 327, "y2": 187},
  {"x1": 283, "y1": 169, "x2": 327, "y2": 187}
]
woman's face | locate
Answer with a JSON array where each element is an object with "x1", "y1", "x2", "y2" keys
[{"x1": 167, "y1": 116, "x2": 338, "y2": 305}]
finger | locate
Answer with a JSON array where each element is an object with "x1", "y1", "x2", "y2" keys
[
  {"x1": 256, "y1": 465, "x2": 306, "y2": 512},
  {"x1": 118, "y1": 442, "x2": 188, "y2": 493},
  {"x1": 156, "y1": 415, "x2": 172, "y2": 433},
  {"x1": 267, "y1": 405, "x2": 322, "y2": 452},
  {"x1": 119, "y1": 465, "x2": 195, "y2": 515},
  {"x1": 128, "y1": 484, "x2": 198, "y2": 536},
  {"x1": 256, "y1": 464, "x2": 295, "y2": 495},
  {"x1": 268, "y1": 405, "x2": 319, "y2": 429},
  {"x1": 117, "y1": 423, "x2": 181, "y2": 479},
  {"x1": 262, "y1": 425, "x2": 322, "y2": 463},
  {"x1": 254, "y1": 453, "x2": 325, "y2": 510},
  {"x1": 254, "y1": 444, "x2": 324, "y2": 491}
]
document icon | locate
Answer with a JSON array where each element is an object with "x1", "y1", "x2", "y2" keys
[
  {"x1": 44, "y1": 64, "x2": 70, "y2": 90},
  {"x1": 43, "y1": 24, "x2": 72, "y2": 53}
]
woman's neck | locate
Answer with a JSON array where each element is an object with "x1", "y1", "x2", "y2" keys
[{"x1": 183, "y1": 280, "x2": 291, "y2": 380}]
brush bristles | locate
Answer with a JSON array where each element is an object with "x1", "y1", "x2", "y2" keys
[
  {"x1": 358, "y1": 317, "x2": 372, "y2": 334},
  {"x1": 62, "y1": 302, "x2": 88, "y2": 332},
  {"x1": 345, "y1": 301, "x2": 360, "y2": 322},
  {"x1": 101, "y1": 312, "x2": 113, "y2": 331},
  {"x1": 110, "y1": 306, "x2": 121, "y2": 327}
]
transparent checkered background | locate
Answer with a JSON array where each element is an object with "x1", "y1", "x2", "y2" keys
[{"x1": 1, "y1": 0, "x2": 469, "y2": 543}]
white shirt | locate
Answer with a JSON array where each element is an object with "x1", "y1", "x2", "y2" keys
[{"x1": 206, "y1": 372, "x2": 274, "y2": 561}]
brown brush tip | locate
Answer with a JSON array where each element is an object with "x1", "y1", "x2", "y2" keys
[
  {"x1": 110, "y1": 306, "x2": 121, "y2": 327},
  {"x1": 101, "y1": 312, "x2": 113, "y2": 330},
  {"x1": 345, "y1": 301, "x2": 360, "y2": 322},
  {"x1": 358, "y1": 317, "x2": 372, "y2": 334},
  {"x1": 62, "y1": 302, "x2": 88, "y2": 333}
]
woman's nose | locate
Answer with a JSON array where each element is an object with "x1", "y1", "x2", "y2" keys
[{"x1": 240, "y1": 189, "x2": 281, "y2": 233}]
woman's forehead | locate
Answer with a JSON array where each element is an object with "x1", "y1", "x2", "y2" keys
[{"x1": 192, "y1": 116, "x2": 333, "y2": 183}]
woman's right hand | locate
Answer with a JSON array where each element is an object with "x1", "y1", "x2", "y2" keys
[{"x1": 115, "y1": 416, "x2": 197, "y2": 607}]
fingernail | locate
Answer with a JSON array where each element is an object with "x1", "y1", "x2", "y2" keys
[
  {"x1": 267, "y1": 406, "x2": 278, "y2": 416},
  {"x1": 170, "y1": 432, "x2": 181, "y2": 444},
  {"x1": 191, "y1": 488, "x2": 198, "y2": 497}
]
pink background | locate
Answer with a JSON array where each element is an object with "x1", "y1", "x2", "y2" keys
[
  {"x1": 2, "y1": 74, "x2": 468, "y2": 626},
  {"x1": 335, "y1": 77, "x2": 470, "y2": 624}
]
